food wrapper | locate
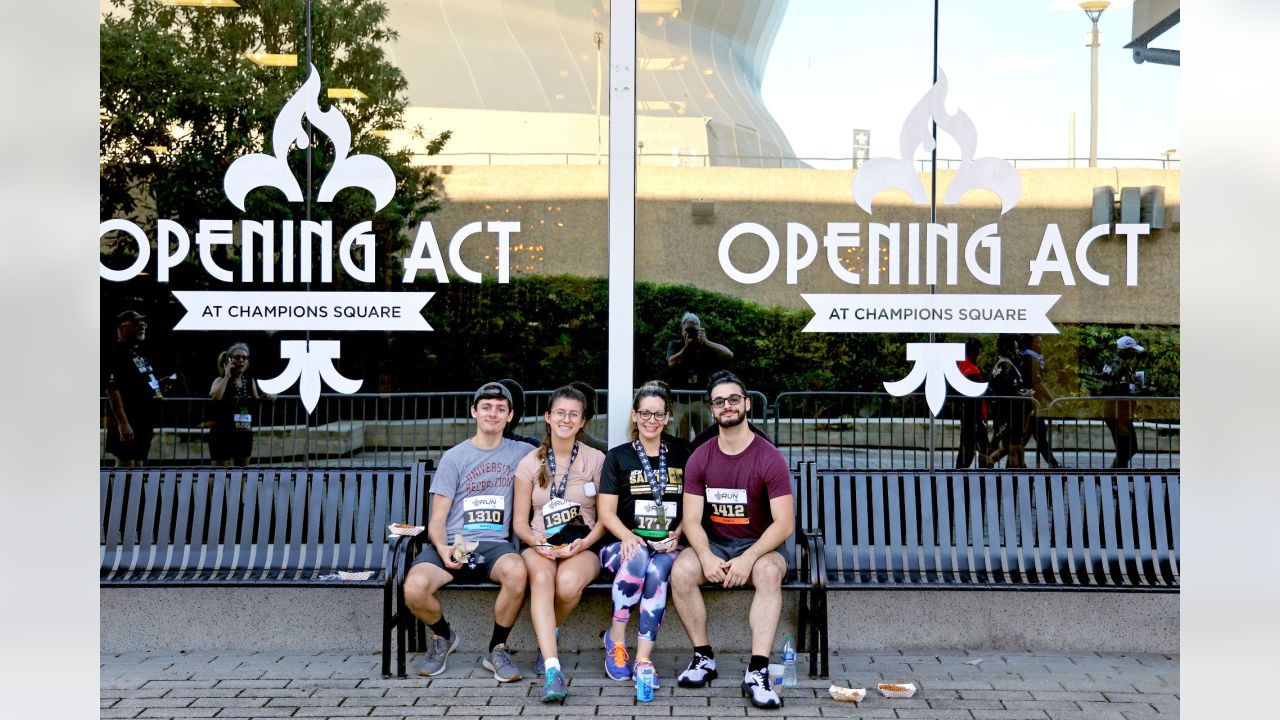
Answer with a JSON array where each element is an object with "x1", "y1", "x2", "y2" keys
[
  {"x1": 388, "y1": 523, "x2": 424, "y2": 538},
  {"x1": 827, "y1": 685, "x2": 866, "y2": 703},
  {"x1": 876, "y1": 682, "x2": 917, "y2": 698},
  {"x1": 450, "y1": 535, "x2": 479, "y2": 563},
  {"x1": 337, "y1": 570, "x2": 374, "y2": 581}
]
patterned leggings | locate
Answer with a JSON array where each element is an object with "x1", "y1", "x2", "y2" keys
[{"x1": 599, "y1": 542, "x2": 678, "y2": 641}]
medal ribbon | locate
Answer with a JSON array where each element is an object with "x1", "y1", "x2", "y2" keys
[
  {"x1": 545, "y1": 442, "x2": 580, "y2": 500},
  {"x1": 632, "y1": 440, "x2": 668, "y2": 507}
]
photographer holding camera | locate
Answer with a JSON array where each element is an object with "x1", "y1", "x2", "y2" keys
[{"x1": 665, "y1": 313, "x2": 735, "y2": 440}]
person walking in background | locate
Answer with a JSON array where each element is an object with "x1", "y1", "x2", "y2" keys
[
  {"x1": 666, "y1": 312, "x2": 734, "y2": 440},
  {"x1": 513, "y1": 385, "x2": 608, "y2": 703},
  {"x1": 208, "y1": 342, "x2": 275, "y2": 467},
  {"x1": 597, "y1": 381, "x2": 691, "y2": 689},
  {"x1": 1098, "y1": 335, "x2": 1152, "y2": 469},
  {"x1": 986, "y1": 334, "x2": 1029, "y2": 469},
  {"x1": 1017, "y1": 334, "x2": 1060, "y2": 468},
  {"x1": 955, "y1": 338, "x2": 992, "y2": 469},
  {"x1": 105, "y1": 310, "x2": 170, "y2": 467}
]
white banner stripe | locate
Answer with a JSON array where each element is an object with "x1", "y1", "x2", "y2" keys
[
  {"x1": 802, "y1": 293, "x2": 1059, "y2": 334},
  {"x1": 172, "y1": 291, "x2": 435, "y2": 331}
]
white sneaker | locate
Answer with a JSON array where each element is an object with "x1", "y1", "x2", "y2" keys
[
  {"x1": 676, "y1": 651, "x2": 717, "y2": 688},
  {"x1": 741, "y1": 667, "x2": 782, "y2": 709}
]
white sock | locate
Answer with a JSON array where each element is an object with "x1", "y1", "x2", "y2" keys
[{"x1": 544, "y1": 657, "x2": 561, "y2": 672}]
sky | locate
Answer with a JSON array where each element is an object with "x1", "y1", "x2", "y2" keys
[{"x1": 761, "y1": 0, "x2": 1180, "y2": 168}]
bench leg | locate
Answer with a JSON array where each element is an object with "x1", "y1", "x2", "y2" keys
[
  {"x1": 818, "y1": 588, "x2": 830, "y2": 679},
  {"x1": 396, "y1": 583, "x2": 409, "y2": 678},
  {"x1": 381, "y1": 582, "x2": 393, "y2": 677}
]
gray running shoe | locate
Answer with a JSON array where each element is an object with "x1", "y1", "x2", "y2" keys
[
  {"x1": 540, "y1": 666, "x2": 568, "y2": 703},
  {"x1": 482, "y1": 643, "x2": 523, "y2": 682},
  {"x1": 417, "y1": 629, "x2": 459, "y2": 677}
]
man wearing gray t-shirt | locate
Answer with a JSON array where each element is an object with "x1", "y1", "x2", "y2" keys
[{"x1": 404, "y1": 382, "x2": 534, "y2": 682}]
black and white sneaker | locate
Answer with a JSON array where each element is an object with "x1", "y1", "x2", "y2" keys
[
  {"x1": 740, "y1": 667, "x2": 782, "y2": 709},
  {"x1": 676, "y1": 651, "x2": 718, "y2": 688}
]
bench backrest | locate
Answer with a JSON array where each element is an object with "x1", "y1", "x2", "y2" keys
[
  {"x1": 796, "y1": 465, "x2": 1178, "y2": 589},
  {"x1": 101, "y1": 467, "x2": 426, "y2": 583}
]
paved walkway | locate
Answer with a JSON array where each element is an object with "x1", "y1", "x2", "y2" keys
[{"x1": 101, "y1": 648, "x2": 1177, "y2": 720}]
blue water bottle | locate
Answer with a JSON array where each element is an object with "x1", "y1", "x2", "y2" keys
[{"x1": 636, "y1": 661, "x2": 655, "y2": 703}]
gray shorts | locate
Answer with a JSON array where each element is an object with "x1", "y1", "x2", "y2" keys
[
  {"x1": 413, "y1": 540, "x2": 518, "y2": 583},
  {"x1": 706, "y1": 536, "x2": 760, "y2": 563}
]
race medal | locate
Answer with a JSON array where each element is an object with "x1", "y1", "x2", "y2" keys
[
  {"x1": 706, "y1": 488, "x2": 749, "y2": 525},
  {"x1": 634, "y1": 500, "x2": 676, "y2": 538},
  {"x1": 462, "y1": 495, "x2": 507, "y2": 533},
  {"x1": 542, "y1": 497, "x2": 581, "y2": 537}
]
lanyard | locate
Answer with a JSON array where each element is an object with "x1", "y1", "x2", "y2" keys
[
  {"x1": 631, "y1": 440, "x2": 668, "y2": 505},
  {"x1": 545, "y1": 442, "x2": 580, "y2": 500}
]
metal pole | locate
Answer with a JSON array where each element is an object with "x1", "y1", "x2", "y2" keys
[
  {"x1": 1089, "y1": 18, "x2": 1099, "y2": 167},
  {"x1": 606, "y1": 3, "x2": 636, "y2": 447},
  {"x1": 927, "y1": 0, "x2": 938, "y2": 471}
]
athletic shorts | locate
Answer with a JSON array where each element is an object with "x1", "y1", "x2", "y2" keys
[
  {"x1": 706, "y1": 536, "x2": 759, "y2": 563},
  {"x1": 412, "y1": 540, "x2": 518, "y2": 583}
]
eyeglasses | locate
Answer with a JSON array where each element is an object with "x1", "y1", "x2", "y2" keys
[
  {"x1": 550, "y1": 409, "x2": 583, "y2": 422},
  {"x1": 230, "y1": 354, "x2": 248, "y2": 360},
  {"x1": 634, "y1": 410, "x2": 668, "y2": 421},
  {"x1": 710, "y1": 394, "x2": 745, "y2": 409}
]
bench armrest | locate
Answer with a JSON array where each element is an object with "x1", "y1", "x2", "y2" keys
[{"x1": 799, "y1": 530, "x2": 827, "y2": 591}]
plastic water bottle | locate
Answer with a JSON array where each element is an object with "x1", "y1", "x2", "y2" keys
[
  {"x1": 636, "y1": 662, "x2": 655, "y2": 702},
  {"x1": 781, "y1": 636, "x2": 798, "y2": 688}
]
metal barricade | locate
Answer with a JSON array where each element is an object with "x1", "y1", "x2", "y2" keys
[{"x1": 1041, "y1": 396, "x2": 1180, "y2": 469}]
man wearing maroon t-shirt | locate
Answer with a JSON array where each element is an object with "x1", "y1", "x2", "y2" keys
[{"x1": 670, "y1": 371, "x2": 793, "y2": 710}]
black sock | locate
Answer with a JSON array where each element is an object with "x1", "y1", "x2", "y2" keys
[
  {"x1": 749, "y1": 655, "x2": 769, "y2": 672},
  {"x1": 694, "y1": 645, "x2": 715, "y2": 659},
  {"x1": 489, "y1": 623, "x2": 513, "y2": 651},
  {"x1": 428, "y1": 618, "x2": 451, "y2": 640}
]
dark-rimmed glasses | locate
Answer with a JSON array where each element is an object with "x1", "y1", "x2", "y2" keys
[{"x1": 710, "y1": 394, "x2": 744, "y2": 409}]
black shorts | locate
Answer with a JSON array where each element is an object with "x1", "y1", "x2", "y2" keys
[
  {"x1": 412, "y1": 540, "x2": 519, "y2": 583},
  {"x1": 106, "y1": 425, "x2": 154, "y2": 461}
]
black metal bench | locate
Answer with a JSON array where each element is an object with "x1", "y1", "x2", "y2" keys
[
  {"x1": 380, "y1": 466, "x2": 823, "y2": 679},
  {"x1": 100, "y1": 466, "x2": 425, "y2": 587},
  {"x1": 794, "y1": 464, "x2": 1180, "y2": 677}
]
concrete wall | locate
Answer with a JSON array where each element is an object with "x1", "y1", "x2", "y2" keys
[
  {"x1": 101, "y1": 586, "x2": 1177, "y2": 656},
  {"x1": 423, "y1": 165, "x2": 1180, "y2": 325}
]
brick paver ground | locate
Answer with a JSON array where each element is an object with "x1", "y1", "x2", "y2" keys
[{"x1": 101, "y1": 648, "x2": 1178, "y2": 720}]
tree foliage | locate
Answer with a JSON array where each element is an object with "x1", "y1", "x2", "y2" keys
[{"x1": 99, "y1": 0, "x2": 449, "y2": 285}]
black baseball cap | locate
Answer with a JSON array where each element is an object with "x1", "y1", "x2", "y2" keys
[
  {"x1": 473, "y1": 382, "x2": 514, "y2": 405},
  {"x1": 116, "y1": 310, "x2": 146, "y2": 324}
]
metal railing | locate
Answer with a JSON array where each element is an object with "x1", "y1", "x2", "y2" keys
[
  {"x1": 415, "y1": 151, "x2": 1181, "y2": 171},
  {"x1": 100, "y1": 390, "x2": 1177, "y2": 470}
]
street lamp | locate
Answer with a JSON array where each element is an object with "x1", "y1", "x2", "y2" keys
[{"x1": 1081, "y1": 1, "x2": 1109, "y2": 168}]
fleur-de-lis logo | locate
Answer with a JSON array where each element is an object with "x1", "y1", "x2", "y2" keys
[
  {"x1": 852, "y1": 68, "x2": 1021, "y2": 215},
  {"x1": 257, "y1": 341, "x2": 362, "y2": 414},
  {"x1": 883, "y1": 343, "x2": 988, "y2": 417},
  {"x1": 224, "y1": 64, "x2": 395, "y2": 211}
]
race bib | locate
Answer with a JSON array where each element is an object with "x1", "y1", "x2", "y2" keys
[
  {"x1": 707, "y1": 488, "x2": 749, "y2": 525},
  {"x1": 233, "y1": 413, "x2": 252, "y2": 431},
  {"x1": 633, "y1": 500, "x2": 677, "y2": 538},
  {"x1": 462, "y1": 495, "x2": 507, "y2": 532},
  {"x1": 542, "y1": 497, "x2": 582, "y2": 537}
]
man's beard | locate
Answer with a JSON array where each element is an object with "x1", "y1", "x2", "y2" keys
[{"x1": 715, "y1": 411, "x2": 746, "y2": 429}]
